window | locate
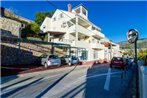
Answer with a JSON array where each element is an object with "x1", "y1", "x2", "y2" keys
[
  {"x1": 53, "y1": 17, "x2": 56, "y2": 21},
  {"x1": 92, "y1": 39, "x2": 94, "y2": 43},
  {"x1": 67, "y1": 21, "x2": 73, "y2": 27},
  {"x1": 92, "y1": 26, "x2": 95, "y2": 30},
  {"x1": 61, "y1": 21, "x2": 67, "y2": 28},
  {"x1": 43, "y1": 26, "x2": 46, "y2": 29},
  {"x1": 93, "y1": 50, "x2": 98, "y2": 59},
  {"x1": 60, "y1": 13, "x2": 63, "y2": 18}
]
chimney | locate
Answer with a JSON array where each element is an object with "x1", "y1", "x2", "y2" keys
[{"x1": 67, "y1": 4, "x2": 72, "y2": 12}]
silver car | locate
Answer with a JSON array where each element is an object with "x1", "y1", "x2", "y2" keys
[
  {"x1": 61, "y1": 55, "x2": 79, "y2": 66},
  {"x1": 40, "y1": 54, "x2": 61, "y2": 67}
]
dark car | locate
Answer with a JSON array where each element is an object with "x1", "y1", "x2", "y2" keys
[{"x1": 110, "y1": 57, "x2": 127, "y2": 69}]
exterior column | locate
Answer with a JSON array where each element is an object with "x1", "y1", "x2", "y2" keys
[
  {"x1": 80, "y1": 6, "x2": 82, "y2": 14},
  {"x1": 86, "y1": 10, "x2": 88, "y2": 18},
  {"x1": 75, "y1": 15, "x2": 78, "y2": 45},
  {"x1": 48, "y1": 33, "x2": 50, "y2": 42},
  {"x1": 18, "y1": 27, "x2": 21, "y2": 50}
]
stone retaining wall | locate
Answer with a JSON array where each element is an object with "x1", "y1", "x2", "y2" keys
[
  {"x1": 0, "y1": 17, "x2": 21, "y2": 37},
  {"x1": 1, "y1": 37, "x2": 68, "y2": 66}
]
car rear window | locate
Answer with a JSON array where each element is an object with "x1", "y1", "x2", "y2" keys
[
  {"x1": 112, "y1": 57, "x2": 123, "y2": 61},
  {"x1": 72, "y1": 56, "x2": 77, "y2": 60},
  {"x1": 49, "y1": 55, "x2": 58, "y2": 59}
]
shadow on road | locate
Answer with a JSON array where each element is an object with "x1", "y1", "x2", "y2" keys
[
  {"x1": 61, "y1": 82, "x2": 86, "y2": 98},
  {"x1": 1, "y1": 77, "x2": 43, "y2": 98},
  {"x1": 1, "y1": 77, "x2": 34, "y2": 91},
  {"x1": 59, "y1": 63, "x2": 105, "y2": 98},
  {"x1": 35, "y1": 65, "x2": 78, "y2": 98}
]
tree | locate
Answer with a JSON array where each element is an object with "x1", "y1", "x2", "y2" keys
[
  {"x1": 138, "y1": 49, "x2": 147, "y2": 60},
  {"x1": 21, "y1": 22, "x2": 40, "y2": 38},
  {"x1": 35, "y1": 11, "x2": 55, "y2": 25},
  {"x1": 31, "y1": 22, "x2": 40, "y2": 35},
  {"x1": 22, "y1": 10, "x2": 55, "y2": 40}
]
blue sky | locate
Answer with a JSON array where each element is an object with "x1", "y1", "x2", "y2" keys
[{"x1": 1, "y1": 1, "x2": 147, "y2": 43}]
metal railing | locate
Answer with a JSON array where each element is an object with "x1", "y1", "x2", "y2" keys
[{"x1": 138, "y1": 60, "x2": 147, "y2": 98}]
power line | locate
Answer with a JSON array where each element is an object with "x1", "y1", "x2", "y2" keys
[
  {"x1": 45, "y1": 0, "x2": 102, "y2": 35},
  {"x1": 46, "y1": 0, "x2": 75, "y2": 24}
]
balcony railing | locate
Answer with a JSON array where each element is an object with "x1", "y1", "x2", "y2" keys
[
  {"x1": 44, "y1": 27, "x2": 67, "y2": 33},
  {"x1": 72, "y1": 40, "x2": 90, "y2": 48},
  {"x1": 69, "y1": 25, "x2": 92, "y2": 37},
  {"x1": 90, "y1": 43, "x2": 105, "y2": 49},
  {"x1": 53, "y1": 39, "x2": 73, "y2": 44},
  {"x1": 92, "y1": 30, "x2": 105, "y2": 38}
]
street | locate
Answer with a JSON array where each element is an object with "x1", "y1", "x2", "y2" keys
[{"x1": 1, "y1": 63, "x2": 134, "y2": 98}]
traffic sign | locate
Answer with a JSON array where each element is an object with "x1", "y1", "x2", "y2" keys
[{"x1": 127, "y1": 29, "x2": 138, "y2": 43}]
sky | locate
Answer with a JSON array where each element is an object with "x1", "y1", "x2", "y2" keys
[{"x1": 1, "y1": 1, "x2": 147, "y2": 43}]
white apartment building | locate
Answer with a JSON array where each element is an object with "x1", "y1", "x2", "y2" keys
[{"x1": 40, "y1": 4, "x2": 121, "y2": 61}]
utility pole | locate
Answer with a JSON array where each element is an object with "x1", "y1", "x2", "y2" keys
[{"x1": 134, "y1": 40, "x2": 139, "y2": 98}]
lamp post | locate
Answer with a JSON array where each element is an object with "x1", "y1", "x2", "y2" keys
[{"x1": 127, "y1": 29, "x2": 139, "y2": 98}]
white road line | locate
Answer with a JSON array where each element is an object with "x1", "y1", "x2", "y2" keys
[{"x1": 104, "y1": 68, "x2": 111, "y2": 91}]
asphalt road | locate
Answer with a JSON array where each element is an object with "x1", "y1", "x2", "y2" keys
[{"x1": 1, "y1": 63, "x2": 134, "y2": 98}]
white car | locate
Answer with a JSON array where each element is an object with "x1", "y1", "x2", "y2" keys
[
  {"x1": 40, "y1": 54, "x2": 61, "y2": 67},
  {"x1": 61, "y1": 55, "x2": 79, "y2": 66}
]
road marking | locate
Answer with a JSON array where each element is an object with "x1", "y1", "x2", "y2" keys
[{"x1": 104, "y1": 68, "x2": 111, "y2": 91}]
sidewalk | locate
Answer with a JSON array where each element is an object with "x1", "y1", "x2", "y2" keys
[{"x1": 1, "y1": 60, "x2": 105, "y2": 77}]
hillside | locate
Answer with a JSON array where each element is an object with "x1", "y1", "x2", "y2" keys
[{"x1": 117, "y1": 38, "x2": 147, "y2": 49}]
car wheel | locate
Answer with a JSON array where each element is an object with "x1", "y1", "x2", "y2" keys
[
  {"x1": 44, "y1": 62, "x2": 48, "y2": 68},
  {"x1": 110, "y1": 65, "x2": 112, "y2": 68},
  {"x1": 57, "y1": 64, "x2": 61, "y2": 67}
]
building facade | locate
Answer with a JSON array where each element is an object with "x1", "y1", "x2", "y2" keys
[
  {"x1": 0, "y1": 7, "x2": 34, "y2": 38},
  {"x1": 40, "y1": 4, "x2": 122, "y2": 61}
]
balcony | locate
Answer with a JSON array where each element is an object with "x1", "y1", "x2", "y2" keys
[
  {"x1": 53, "y1": 39, "x2": 73, "y2": 45},
  {"x1": 42, "y1": 27, "x2": 67, "y2": 33},
  {"x1": 92, "y1": 30, "x2": 105, "y2": 39},
  {"x1": 72, "y1": 40, "x2": 90, "y2": 49},
  {"x1": 90, "y1": 43, "x2": 105, "y2": 50},
  {"x1": 69, "y1": 25, "x2": 91, "y2": 37}
]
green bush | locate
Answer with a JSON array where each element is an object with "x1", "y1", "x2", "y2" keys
[{"x1": 138, "y1": 49, "x2": 147, "y2": 60}]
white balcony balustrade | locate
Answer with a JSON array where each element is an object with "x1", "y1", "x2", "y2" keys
[{"x1": 90, "y1": 43, "x2": 105, "y2": 50}]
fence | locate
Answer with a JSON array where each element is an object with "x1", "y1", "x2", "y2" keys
[{"x1": 139, "y1": 60, "x2": 147, "y2": 98}]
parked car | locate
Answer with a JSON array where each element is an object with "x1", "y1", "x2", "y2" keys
[
  {"x1": 129, "y1": 58, "x2": 134, "y2": 63},
  {"x1": 40, "y1": 53, "x2": 61, "y2": 67},
  {"x1": 110, "y1": 57, "x2": 127, "y2": 69},
  {"x1": 60, "y1": 55, "x2": 79, "y2": 66}
]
